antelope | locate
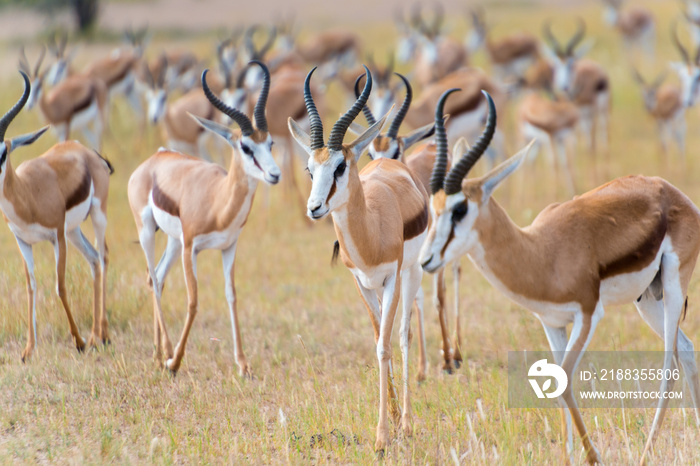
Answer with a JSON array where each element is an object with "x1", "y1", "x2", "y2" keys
[
  {"x1": 21, "y1": 47, "x2": 108, "y2": 150},
  {"x1": 289, "y1": 66, "x2": 429, "y2": 450},
  {"x1": 409, "y1": 4, "x2": 469, "y2": 87},
  {"x1": 467, "y1": 9, "x2": 540, "y2": 86},
  {"x1": 127, "y1": 68, "x2": 281, "y2": 376},
  {"x1": 601, "y1": 0, "x2": 655, "y2": 57},
  {"x1": 400, "y1": 67, "x2": 505, "y2": 165},
  {"x1": 670, "y1": 22, "x2": 700, "y2": 108},
  {"x1": 518, "y1": 90, "x2": 579, "y2": 195},
  {"x1": 542, "y1": 19, "x2": 611, "y2": 156},
  {"x1": 350, "y1": 74, "x2": 464, "y2": 373},
  {"x1": 683, "y1": 0, "x2": 700, "y2": 48},
  {"x1": 420, "y1": 91, "x2": 700, "y2": 465},
  {"x1": 141, "y1": 54, "x2": 169, "y2": 125},
  {"x1": 631, "y1": 68, "x2": 685, "y2": 158},
  {"x1": 0, "y1": 71, "x2": 113, "y2": 360}
]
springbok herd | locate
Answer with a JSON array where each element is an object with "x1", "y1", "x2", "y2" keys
[{"x1": 6, "y1": 0, "x2": 700, "y2": 463}]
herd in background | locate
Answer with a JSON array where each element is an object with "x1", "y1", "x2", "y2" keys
[{"x1": 3, "y1": 0, "x2": 700, "y2": 464}]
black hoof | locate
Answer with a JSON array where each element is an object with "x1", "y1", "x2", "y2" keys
[{"x1": 453, "y1": 359, "x2": 462, "y2": 369}]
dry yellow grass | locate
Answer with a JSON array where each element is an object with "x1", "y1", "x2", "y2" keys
[{"x1": 0, "y1": 0, "x2": 700, "y2": 464}]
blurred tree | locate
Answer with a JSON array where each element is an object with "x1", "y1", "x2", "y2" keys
[{"x1": 0, "y1": 0, "x2": 100, "y2": 33}]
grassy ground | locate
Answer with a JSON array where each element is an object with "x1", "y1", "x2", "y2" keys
[{"x1": 1, "y1": 0, "x2": 700, "y2": 464}]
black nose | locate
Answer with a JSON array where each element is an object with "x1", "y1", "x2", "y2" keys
[{"x1": 268, "y1": 173, "x2": 280, "y2": 184}]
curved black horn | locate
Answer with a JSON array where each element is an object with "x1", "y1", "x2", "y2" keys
[
  {"x1": 328, "y1": 65, "x2": 372, "y2": 150},
  {"x1": 387, "y1": 73, "x2": 412, "y2": 139},
  {"x1": 354, "y1": 74, "x2": 376, "y2": 126},
  {"x1": 429, "y1": 88, "x2": 459, "y2": 195},
  {"x1": 565, "y1": 17, "x2": 586, "y2": 56},
  {"x1": 0, "y1": 71, "x2": 31, "y2": 141},
  {"x1": 201, "y1": 69, "x2": 254, "y2": 136},
  {"x1": 444, "y1": 91, "x2": 497, "y2": 195},
  {"x1": 672, "y1": 20, "x2": 691, "y2": 64},
  {"x1": 542, "y1": 20, "x2": 562, "y2": 57},
  {"x1": 304, "y1": 67, "x2": 325, "y2": 150},
  {"x1": 250, "y1": 60, "x2": 270, "y2": 132}
]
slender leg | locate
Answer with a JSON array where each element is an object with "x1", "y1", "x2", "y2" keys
[
  {"x1": 138, "y1": 207, "x2": 173, "y2": 362},
  {"x1": 222, "y1": 242, "x2": 252, "y2": 377},
  {"x1": 399, "y1": 263, "x2": 423, "y2": 436},
  {"x1": 451, "y1": 260, "x2": 463, "y2": 368},
  {"x1": 165, "y1": 242, "x2": 198, "y2": 374},
  {"x1": 558, "y1": 305, "x2": 605, "y2": 465},
  {"x1": 16, "y1": 238, "x2": 37, "y2": 362},
  {"x1": 53, "y1": 230, "x2": 86, "y2": 352},
  {"x1": 641, "y1": 253, "x2": 686, "y2": 463},
  {"x1": 91, "y1": 203, "x2": 110, "y2": 342},
  {"x1": 433, "y1": 270, "x2": 454, "y2": 373},
  {"x1": 413, "y1": 287, "x2": 427, "y2": 382},
  {"x1": 375, "y1": 268, "x2": 402, "y2": 452},
  {"x1": 354, "y1": 277, "x2": 401, "y2": 419},
  {"x1": 66, "y1": 228, "x2": 102, "y2": 348}
]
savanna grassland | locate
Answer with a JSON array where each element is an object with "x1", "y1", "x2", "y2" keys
[{"x1": 1, "y1": 0, "x2": 700, "y2": 464}]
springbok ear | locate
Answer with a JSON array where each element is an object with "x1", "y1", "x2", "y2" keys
[
  {"x1": 670, "y1": 62, "x2": 688, "y2": 76},
  {"x1": 8, "y1": 126, "x2": 49, "y2": 153},
  {"x1": 540, "y1": 44, "x2": 561, "y2": 64},
  {"x1": 402, "y1": 121, "x2": 436, "y2": 149},
  {"x1": 480, "y1": 139, "x2": 536, "y2": 201},
  {"x1": 287, "y1": 117, "x2": 312, "y2": 154},
  {"x1": 574, "y1": 38, "x2": 595, "y2": 59},
  {"x1": 347, "y1": 111, "x2": 390, "y2": 161},
  {"x1": 452, "y1": 137, "x2": 468, "y2": 164},
  {"x1": 189, "y1": 113, "x2": 234, "y2": 143},
  {"x1": 347, "y1": 121, "x2": 367, "y2": 136}
]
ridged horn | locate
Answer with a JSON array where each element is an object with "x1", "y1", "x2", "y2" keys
[
  {"x1": 444, "y1": 90, "x2": 496, "y2": 195},
  {"x1": 565, "y1": 17, "x2": 586, "y2": 56},
  {"x1": 0, "y1": 71, "x2": 31, "y2": 140},
  {"x1": 386, "y1": 72, "x2": 412, "y2": 139},
  {"x1": 250, "y1": 60, "x2": 270, "y2": 132},
  {"x1": 429, "y1": 88, "x2": 459, "y2": 195},
  {"x1": 354, "y1": 74, "x2": 376, "y2": 126},
  {"x1": 542, "y1": 20, "x2": 563, "y2": 57},
  {"x1": 201, "y1": 69, "x2": 254, "y2": 136},
  {"x1": 304, "y1": 67, "x2": 325, "y2": 150},
  {"x1": 328, "y1": 65, "x2": 372, "y2": 150}
]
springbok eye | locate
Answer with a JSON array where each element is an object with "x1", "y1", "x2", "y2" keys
[
  {"x1": 305, "y1": 166, "x2": 313, "y2": 180},
  {"x1": 334, "y1": 161, "x2": 347, "y2": 179},
  {"x1": 451, "y1": 202, "x2": 467, "y2": 224},
  {"x1": 241, "y1": 143, "x2": 253, "y2": 156}
]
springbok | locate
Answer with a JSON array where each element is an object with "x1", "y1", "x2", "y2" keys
[
  {"x1": 289, "y1": 66, "x2": 429, "y2": 450},
  {"x1": 542, "y1": 19, "x2": 610, "y2": 157},
  {"x1": 420, "y1": 91, "x2": 700, "y2": 465},
  {"x1": 21, "y1": 47, "x2": 108, "y2": 150},
  {"x1": 128, "y1": 68, "x2": 281, "y2": 376},
  {"x1": 631, "y1": 68, "x2": 685, "y2": 158},
  {"x1": 601, "y1": 0, "x2": 655, "y2": 57},
  {"x1": 467, "y1": 9, "x2": 540, "y2": 86},
  {"x1": 0, "y1": 71, "x2": 113, "y2": 360},
  {"x1": 350, "y1": 74, "x2": 464, "y2": 373},
  {"x1": 670, "y1": 22, "x2": 700, "y2": 108},
  {"x1": 46, "y1": 32, "x2": 73, "y2": 86}
]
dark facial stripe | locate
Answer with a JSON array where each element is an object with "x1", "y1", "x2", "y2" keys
[
  {"x1": 403, "y1": 202, "x2": 429, "y2": 240},
  {"x1": 152, "y1": 179, "x2": 180, "y2": 217},
  {"x1": 599, "y1": 214, "x2": 667, "y2": 280},
  {"x1": 325, "y1": 180, "x2": 336, "y2": 204},
  {"x1": 65, "y1": 169, "x2": 92, "y2": 210},
  {"x1": 440, "y1": 224, "x2": 456, "y2": 258}
]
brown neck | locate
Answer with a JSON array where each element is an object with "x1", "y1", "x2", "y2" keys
[{"x1": 1, "y1": 156, "x2": 33, "y2": 221}]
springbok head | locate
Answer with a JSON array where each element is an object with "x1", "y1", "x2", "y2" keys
[
  {"x1": 541, "y1": 18, "x2": 592, "y2": 95},
  {"x1": 142, "y1": 54, "x2": 169, "y2": 124},
  {"x1": 46, "y1": 31, "x2": 72, "y2": 86},
  {"x1": 18, "y1": 46, "x2": 47, "y2": 110},
  {"x1": 288, "y1": 66, "x2": 389, "y2": 220},
  {"x1": 192, "y1": 61, "x2": 280, "y2": 185}
]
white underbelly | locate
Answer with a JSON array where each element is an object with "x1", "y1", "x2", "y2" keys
[
  {"x1": 1, "y1": 197, "x2": 56, "y2": 244},
  {"x1": 351, "y1": 261, "x2": 397, "y2": 290},
  {"x1": 600, "y1": 236, "x2": 669, "y2": 306},
  {"x1": 71, "y1": 99, "x2": 99, "y2": 131}
]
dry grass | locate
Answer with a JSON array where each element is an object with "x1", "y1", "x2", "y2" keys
[{"x1": 1, "y1": 0, "x2": 700, "y2": 464}]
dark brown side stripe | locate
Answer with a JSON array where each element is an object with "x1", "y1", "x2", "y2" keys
[
  {"x1": 152, "y1": 179, "x2": 180, "y2": 217},
  {"x1": 599, "y1": 213, "x2": 667, "y2": 280},
  {"x1": 66, "y1": 169, "x2": 92, "y2": 210},
  {"x1": 404, "y1": 202, "x2": 429, "y2": 241},
  {"x1": 72, "y1": 88, "x2": 96, "y2": 115}
]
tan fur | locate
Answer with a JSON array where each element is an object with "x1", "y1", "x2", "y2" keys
[
  {"x1": 39, "y1": 74, "x2": 108, "y2": 132},
  {"x1": 83, "y1": 51, "x2": 138, "y2": 89},
  {"x1": 1, "y1": 141, "x2": 112, "y2": 358},
  {"x1": 404, "y1": 68, "x2": 504, "y2": 129},
  {"x1": 519, "y1": 92, "x2": 579, "y2": 134},
  {"x1": 486, "y1": 32, "x2": 539, "y2": 65},
  {"x1": 648, "y1": 84, "x2": 682, "y2": 121},
  {"x1": 164, "y1": 90, "x2": 214, "y2": 146},
  {"x1": 297, "y1": 30, "x2": 360, "y2": 63},
  {"x1": 415, "y1": 37, "x2": 469, "y2": 86},
  {"x1": 615, "y1": 6, "x2": 654, "y2": 38},
  {"x1": 571, "y1": 59, "x2": 609, "y2": 107}
]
